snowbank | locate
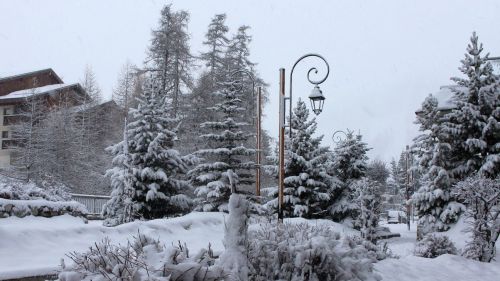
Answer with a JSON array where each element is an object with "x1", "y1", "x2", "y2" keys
[
  {"x1": 375, "y1": 254, "x2": 500, "y2": 281},
  {"x1": 0, "y1": 212, "x2": 226, "y2": 279}
]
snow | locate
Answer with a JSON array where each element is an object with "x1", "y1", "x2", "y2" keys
[
  {"x1": 0, "y1": 198, "x2": 87, "y2": 214},
  {"x1": 0, "y1": 212, "x2": 226, "y2": 279},
  {"x1": 374, "y1": 219, "x2": 500, "y2": 281},
  {"x1": 1, "y1": 213, "x2": 499, "y2": 280},
  {"x1": 433, "y1": 86, "x2": 459, "y2": 111},
  {"x1": 0, "y1": 83, "x2": 77, "y2": 100},
  {"x1": 376, "y1": 254, "x2": 500, "y2": 281}
]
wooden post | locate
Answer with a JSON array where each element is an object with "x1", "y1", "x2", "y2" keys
[
  {"x1": 278, "y1": 69, "x2": 285, "y2": 221},
  {"x1": 256, "y1": 86, "x2": 262, "y2": 197},
  {"x1": 406, "y1": 145, "x2": 411, "y2": 231}
]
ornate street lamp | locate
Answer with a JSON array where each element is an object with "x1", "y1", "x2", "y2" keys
[
  {"x1": 278, "y1": 54, "x2": 330, "y2": 220},
  {"x1": 229, "y1": 70, "x2": 263, "y2": 196}
]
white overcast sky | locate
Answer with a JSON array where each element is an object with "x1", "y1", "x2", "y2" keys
[{"x1": 1, "y1": 0, "x2": 499, "y2": 161}]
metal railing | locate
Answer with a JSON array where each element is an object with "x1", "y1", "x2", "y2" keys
[{"x1": 71, "y1": 193, "x2": 110, "y2": 215}]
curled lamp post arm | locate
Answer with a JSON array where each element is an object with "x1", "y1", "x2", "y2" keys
[
  {"x1": 332, "y1": 130, "x2": 348, "y2": 144},
  {"x1": 288, "y1": 54, "x2": 330, "y2": 137},
  {"x1": 229, "y1": 69, "x2": 256, "y2": 93}
]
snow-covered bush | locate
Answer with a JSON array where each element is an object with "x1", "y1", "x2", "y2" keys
[
  {"x1": 59, "y1": 232, "x2": 227, "y2": 281},
  {"x1": 0, "y1": 198, "x2": 87, "y2": 218},
  {"x1": 248, "y1": 222, "x2": 381, "y2": 281},
  {"x1": 414, "y1": 234, "x2": 457, "y2": 258},
  {"x1": 0, "y1": 175, "x2": 85, "y2": 218},
  {"x1": 345, "y1": 235, "x2": 397, "y2": 261},
  {"x1": 0, "y1": 176, "x2": 71, "y2": 202},
  {"x1": 455, "y1": 176, "x2": 500, "y2": 262}
]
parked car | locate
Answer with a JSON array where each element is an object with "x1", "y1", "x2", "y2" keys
[{"x1": 387, "y1": 210, "x2": 407, "y2": 224}]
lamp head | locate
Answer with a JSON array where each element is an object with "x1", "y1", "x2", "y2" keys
[{"x1": 308, "y1": 85, "x2": 325, "y2": 115}]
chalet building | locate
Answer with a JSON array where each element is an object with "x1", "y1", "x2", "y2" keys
[
  {"x1": 414, "y1": 85, "x2": 461, "y2": 117},
  {"x1": 0, "y1": 69, "x2": 87, "y2": 168}
]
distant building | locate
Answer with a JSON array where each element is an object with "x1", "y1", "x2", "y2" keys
[
  {"x1": 415, "y1": 56, "x2": 499, "y2": 117},
  {"x1": 0, "y1": 69, "x2": 87, "y2": 168},
  {"x1": 414, "y1": 85, "x2": 460, "y2": 117}
]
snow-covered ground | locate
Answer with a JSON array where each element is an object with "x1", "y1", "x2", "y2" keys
[
  {"x1": 0, "y1": 214, "x2": 499, "y2": 280},
  {"x1": 374, "y1": 220, "x2": 500, "y2": 281},
  {"x1": 0, "y1": 213, "x2": 226, "y2": 280}
]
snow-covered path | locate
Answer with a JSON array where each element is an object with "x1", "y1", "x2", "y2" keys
[{"x1": 374, "y1": 221, "x2": 500, "y2": 281}]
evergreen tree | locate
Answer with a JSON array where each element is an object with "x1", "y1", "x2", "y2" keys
[
  {"x1": 329, "y1": 131, "x2": 370, "y2": 221},
  {"x1": 101, "y1": 139, "x2": 134, "y2": 226},
  {"x1": 446, "y1": 32, "x2": 500, "y2": 179},
  {"x1": 412, "y1": 96, "x2": 463, "y2": 236},
  {"x1": 189, "y1": 78, "x2": 254, "y2": 212},
  {"x1": 145, "y1": 4, "x2": 193, "y2": 118},
  {"x1": 412, "y1": 32, "x2": 500, "y2": 236},
  {"x1": 353, "y1": 178, "x2": 382, "y2": 243},
  {"x1": 200, "y1": 13, "x2": 229, "y2": 82},
  {"x1": 366, "y1": 159, "x2": 389, "y2": 192},
  {"x1": 179, "y1": 14, "x2": 230, "y2": 155},
  {"x1": 266, "y1": 100, "x2": 333, "y2": 218},
  {"x1": 126, "y1": 80, "x2": 193, "y2": 219}
]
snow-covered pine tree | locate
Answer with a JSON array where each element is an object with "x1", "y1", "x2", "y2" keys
[
  {"x1": 101, "y1": 139, "x2": 134, "y2": 226},
  {"x1": 446, "y1": 32, "x2": 500, "y2": 179},
  {"x1": 366, "y1": 159, "x2": 389, "y2": 192},
  {"x1": 102, "y1": 71, "x2": 136, "y2": 226},
  {"x1": 125, "y1": 80, "x2": 193, "y2": 219},
  {"x1": 353, "y1": 178, "x2": 382, "y2": 243},
  {"x1": 412, "y1": 95, "x2": 441, "y2": 176},
  {"x1": 329, "y1": 131, "x2": 370, "y2": 221},
  {"x1": 266, "y1": 99, "x2": 333, "y2": 219},
  {"x1": 412, "y1": 95, "x2": 463, "y2": 236},
  {"x1": 225, "y1": 25, "x2": 259, "y2": 122},
  {"x1": 189, "y1": 78, "x2": 254, "y2": 212},
  {"x1": 178, "y1": 14, "x2": 230, "y2": 155}
]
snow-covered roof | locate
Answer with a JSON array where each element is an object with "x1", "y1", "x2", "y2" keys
[
  {"x1": 433, "y1": 85, "x2": 457, "y2": 111},
  {"x1": 0, "y1": 68, "x2": 63, "y2": 84},
  {"x1": 0, "y1": 83, "x2": 83, "y2": 103},
  {"x1": 415, "y1": 85, "x2": 463, "y2": 114}
]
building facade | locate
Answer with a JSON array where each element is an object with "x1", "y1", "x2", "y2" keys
[{"x1": 0, "y1": 69, "x2": 86, "y2": 168}]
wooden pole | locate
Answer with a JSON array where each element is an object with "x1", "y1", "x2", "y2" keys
[
  {"x1": 278, "y1": 69, "x2": 285, "y2": 221},
  {"x1": 256, "y1": 86, "x2": 262, "y2": 197},
  {"x1": 406, "y1": 145, "x2": 411, "y2": 231}
]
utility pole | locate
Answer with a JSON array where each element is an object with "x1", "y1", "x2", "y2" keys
[
  {"x1": 405, "y1": 145, "x2": 411, "y2": 231},
  {"x1": 278, "y1": 69, "x2": 285, "y2": 222},
  {"x1": 256, "y1": 86, "x2": 262, "y2": 197}
]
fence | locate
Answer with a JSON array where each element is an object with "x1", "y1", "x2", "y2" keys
[{"x1": 71, "y1": 193, "x2": 110, "y2": 215}]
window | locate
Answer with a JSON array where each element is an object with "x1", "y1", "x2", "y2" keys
[
  {"x1": 3, "y1": 108, "x2": 12, "y2": 116},
  {"x1": 3, "y1": 116, "x2": 16, "y2": 126},
  {"x1": 1, "y1": 140, "x2": 15, "y2": 149},
  {"x1": 2, "y1": 131, "x2": 8, "y2": 139}
]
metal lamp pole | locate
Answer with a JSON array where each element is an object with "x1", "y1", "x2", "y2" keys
[
  {"x1": 229, "y1": 70, "x2": 262, "y2": 196},
  {"x1": 278, "y1": 54, "x2": 330, "y2": 221}
]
